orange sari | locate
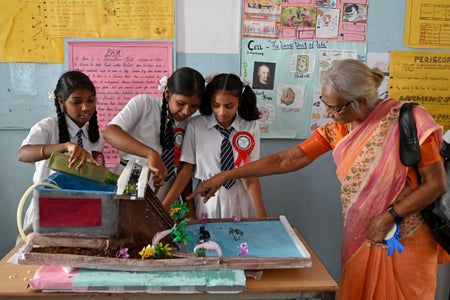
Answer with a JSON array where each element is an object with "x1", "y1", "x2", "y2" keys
[{"x1": 299, "y1": 99, "x2": 447, "y2": 300}]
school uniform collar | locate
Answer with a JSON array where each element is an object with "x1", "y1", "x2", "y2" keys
[
  {"x1": 206, "y1": 114, "x2": 243, "y2": 132},
  {"x1": 65, "y1": 114, "x2": 88, "y2": 139}
]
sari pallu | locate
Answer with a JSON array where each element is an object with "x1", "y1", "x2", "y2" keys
[{"x1": 333, "y1": 99, "x2": 442, "y2": 267}]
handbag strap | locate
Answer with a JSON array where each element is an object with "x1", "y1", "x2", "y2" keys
[{"x1": 399, "y1": 102, "x2": 420, "y2": 167}]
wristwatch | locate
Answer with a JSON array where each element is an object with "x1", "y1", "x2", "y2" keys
[{"x1": 387, "y1": 205, "x2": 404, "y2": 223}]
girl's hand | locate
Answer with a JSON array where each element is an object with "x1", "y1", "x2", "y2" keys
[
  {"x1": 147, "y1": 153, "x2": 168, "y2": 193},
  {"x1": 66, "y1": 142, "x2": 99, "y2": 170}
]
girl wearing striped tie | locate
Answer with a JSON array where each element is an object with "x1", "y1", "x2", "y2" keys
[
  {"x1": 17, "y1": 70, "x2": 102, "y2": 240},
  {"x1": 104, "y1": 67, "x2": 207, "y2": 201},
  {"x1": 163, "y1": 73, "x2": 267, "y2": 219}
]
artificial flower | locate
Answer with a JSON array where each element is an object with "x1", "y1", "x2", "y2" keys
[
  {"x1": 116, "y1": 247, "x2": 129, "y2": 258},
  {"x1": 201, "y1": 212, "x2": 208, "y2": 225},
  {"x1": 205, "y1": 72, "x2": 219, "y2": 83},
  {"x1": 139, "y1": 244, "x2": 154, "y2": 259},
  {"x1": 157, "y1": 76, "x2": 168, "y2": 92},
  {"x1": 169, "y1": 207, "x2": 181, "y2": 217},
  {"x1": 239, "y1": 242, "x2": 248, "y2": 257}
]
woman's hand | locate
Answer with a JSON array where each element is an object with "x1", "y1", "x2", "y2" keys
[
  {"x1": 66, "y1": 142, "x2": 99, "y2": 170},
  {"x1": 187, "y1": 173, "x2": 226, "y2": 202},
  {"x1": 367, "y1": 211, "x2": 395, "y2": 243}
]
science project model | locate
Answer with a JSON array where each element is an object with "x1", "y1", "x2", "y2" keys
[{"x1": 18, "y1": 153, "x2": 311, "y2": 272}]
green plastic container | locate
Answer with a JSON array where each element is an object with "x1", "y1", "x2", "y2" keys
[{"x1": 47, "y1": 152, "x2": 119, "y2": 185}]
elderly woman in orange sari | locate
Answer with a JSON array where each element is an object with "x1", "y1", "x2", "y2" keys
[{"x1": 188, "y1": 59, "x2": 449, "y2": 299}]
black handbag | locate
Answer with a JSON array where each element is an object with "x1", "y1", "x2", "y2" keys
[{"x1": 399, "y1": 102, "x2": 450, "y2": 254}]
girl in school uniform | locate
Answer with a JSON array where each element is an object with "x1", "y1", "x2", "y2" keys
[
  {"x1": 18, "y1": 70, "x2": 103, "y2": 238},
  {"x1": 163, "y1": 73, "x2": 267, "y2": 219},
  {"x1": 104, "y1": 67, "x2": 206, "y2": 200}
]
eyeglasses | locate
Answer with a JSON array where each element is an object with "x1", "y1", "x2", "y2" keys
[{"x1": 319, "y1": 96, "x2": 353, "y2": 114}]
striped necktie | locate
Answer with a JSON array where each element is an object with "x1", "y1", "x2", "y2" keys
[
  {"x1": 215, "y1": 125, "x2": 236, "y2": 189},
  {"x1": 76, "y1": 129, "x2": 83, "y2": 148},
  {"x1": 161, "y1": 116, "x2": 175, "y2": 181}
]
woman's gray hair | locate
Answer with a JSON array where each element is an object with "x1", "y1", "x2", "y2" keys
[{"x1": 321, "y1": 59, "x2": 384, "y2": 108}]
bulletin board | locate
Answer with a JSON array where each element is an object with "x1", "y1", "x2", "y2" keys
[
  {"x1": 69, "y1": 42, "x2": 173, "y2": 167},
  {"x1": 0, "y1": 0, "x2": 174, "y2": 63},
  {"x1": 404, "y1": 0, "x2": 450, "y2": 49},
  {"x1": 0, "y1": 0, "x2": 175, "y2": 166},
  {"x1": 388, "y1": 51, "x2": 450, "y2": 132},
  {"x1": 240, "y1": 0, "x2": 368, "y2": 139}
]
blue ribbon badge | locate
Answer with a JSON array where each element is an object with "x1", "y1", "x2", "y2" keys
[{"x1": 384, "y1": 223, "x2": 405, "y2": 256}]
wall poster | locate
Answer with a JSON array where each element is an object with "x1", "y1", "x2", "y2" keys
[
  {"x1": 69, "y1": 42, "x2": 173, "y2": 167},
  {"x1": 404, "y1": 0, "x2": 450, "y2": 49},
  {"x1": 389, "y1": 51, "x2": 450, "y2": 132},
  {"x1": 241, "y1": 0, "x2": 368, "y2": 139}
]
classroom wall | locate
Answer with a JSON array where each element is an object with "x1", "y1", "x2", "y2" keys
[{"x1": 0, "y1": 1, "x2": 448, "y2": 295}]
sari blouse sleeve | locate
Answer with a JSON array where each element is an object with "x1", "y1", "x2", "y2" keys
[
  {"x1": 417, "y1": 130, "x2": 442, "y2": 167},
  {"x1": 407, "y1": 130, "x2": 443, "y2": 188},
  {"x1": 298, "y1": 121, "x2": 348, "y2": 161}
]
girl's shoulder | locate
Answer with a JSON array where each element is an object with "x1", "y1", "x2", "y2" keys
[
  {"x1": 235, "y1": 114, "x2": 259, "y2": 130},
  {"x1": 31, "y1": 116, "x2": 59, "y2": 129},
  {"x1": 129, "y1": 93, "x2": 160, "y2": 105},
  {"x1": 124, "y1": 93, "x2": 162, "y2": 114},
  {"x1": 189, "y1": 114, "x2": 212, "y2": 125},
  {"x1": 186, "y1": 114, "x2": 215, "y2": 131}
]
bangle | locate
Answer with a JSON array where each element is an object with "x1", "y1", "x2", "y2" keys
[
  {"x1": 387, "y1": 205, "x2": 403, "y2": 223},
  {"x1": 40, "y1": 144, "x2": 46, "y2": 159}
]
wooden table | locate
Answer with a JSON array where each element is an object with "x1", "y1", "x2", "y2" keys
[{"x1": 0, "y1": 230, "x2": 338, "y2": 300}]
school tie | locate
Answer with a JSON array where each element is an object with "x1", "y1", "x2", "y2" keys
[
  {"x1": 76, "y1": 129, "x2": 83, "y2": 148},
  {"x1": 215, "y1": 125, "x2": 236, "y2": 189},
  {"x1": 161, "y1": 116, "x2": 175, "y2": 181}
]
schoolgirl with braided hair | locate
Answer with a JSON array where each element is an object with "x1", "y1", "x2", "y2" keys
[
  {"x1": 163, "y1": 73, "x2": 267, "y2": 219},
  {"x1": 53, "y1": 71, "x2": 100, "y2": 146},
  {"x1": 18, "y1": 70, "x2": 103, "y2": 240},
  {"x1": 104, "y1": 67, "x2": 206, "y2": 201}
]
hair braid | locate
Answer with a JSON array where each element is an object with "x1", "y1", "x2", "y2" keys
[
  {"x1": 55, "y1": 97, "x2": 70, "y2": 143},
  {"x1": 160, "y1": 96, "x2": 169, "y2": 147},
  {"x1": 88, "y1": 110, "x2": 100, "y2": 143}
]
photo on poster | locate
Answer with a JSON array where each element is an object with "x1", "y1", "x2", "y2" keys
[
  {"x1": 276, "y1": 84, "x2": 304, "y2": 109},
  {"x1": 281, "y1": 6, "x2": 317, "y2": 28},
  {"x1": 242, "y1": 17, "x2": 279, "y2": 38},
  {"x1": 314, "y1": 0, "x2": 337, "y2": 8},
  {"x1": 289, "y1": 54, "x2": 315, "y2": 75},
  {"x1": 257, "y1": 103, "x2": 276, "y2": 124},
  {"x1": 315, "y1": 8, "x2": 339, "y2": 39},
  {"x1": 342, "y1": 3, "x2": 367, "y2": 23},
  {"x1": 253, "y1": 62, "x2": 276, "y2": 90}
]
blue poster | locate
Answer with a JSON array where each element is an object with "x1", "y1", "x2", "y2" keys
[{"x1": 241, "y1": 38, "x2": 366, "y2": 138}]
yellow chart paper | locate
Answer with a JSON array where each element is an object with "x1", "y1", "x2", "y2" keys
[
  {"x1": 389, "y1": 51, "x2": 450, "y2": 132},
  {"x1": 404, "y1": 0, "x2": 450, "y2": 49}
]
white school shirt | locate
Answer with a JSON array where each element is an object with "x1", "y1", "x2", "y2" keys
[
  {"x1": 181, "y1": 113, "x2": 260, "y2": 180},
  {"x1": 20, "y1": 115, "x2": 104, "y2": 183},
  {"x1": 108, "y1": 93, "x2": 189, "y2": 198},
  {"x1": 19, "y1": 114, "x2": 103, "y2": 236},
  {"x1": 181, "y1": 114, "x2": 261, "y2": 218}
]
